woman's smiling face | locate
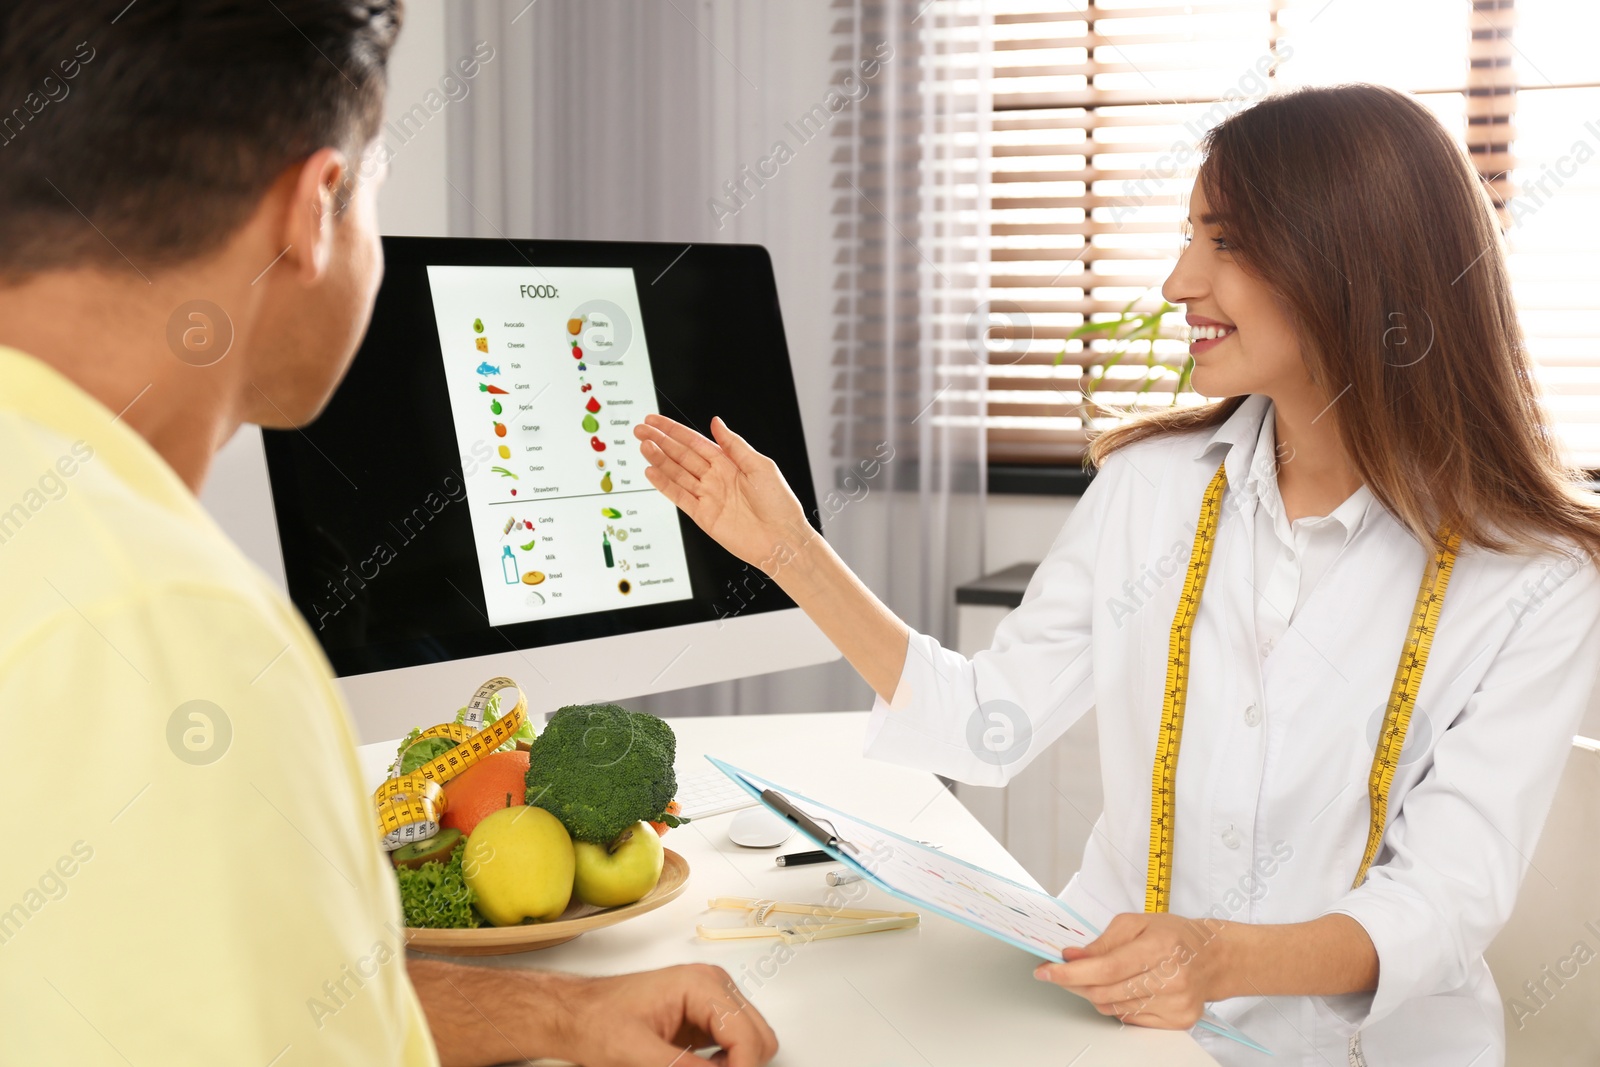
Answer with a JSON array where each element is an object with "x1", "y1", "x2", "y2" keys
[{"x1": 1162, "y1": 175, "x2": 1311, "y2": 401}]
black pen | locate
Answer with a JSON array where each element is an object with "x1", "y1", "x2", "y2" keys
[{"x1": 774, "y1": 850, "x2": 832, "y2": 867}]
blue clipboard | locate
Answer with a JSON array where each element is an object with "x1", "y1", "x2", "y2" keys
[{"x1": 707, "y1": 756, "x2": 1272, "y2": 1056}]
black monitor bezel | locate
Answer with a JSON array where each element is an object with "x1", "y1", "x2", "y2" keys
[{"x1": 262, "y1": 236, "x2": 819, "y2": 677}]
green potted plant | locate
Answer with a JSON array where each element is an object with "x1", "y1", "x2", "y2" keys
[{"x1": 1053, "y1": 298, "x2": 1189, "y2": 422}]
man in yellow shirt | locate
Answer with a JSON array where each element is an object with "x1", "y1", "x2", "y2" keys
[{"x1": 0, "y1": 4, "x2": 776, "y2": 1066}]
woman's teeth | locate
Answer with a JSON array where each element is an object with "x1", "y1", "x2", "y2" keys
[{"x1": 1187, "y1": 324, "x2": 1236, "y2": 342}]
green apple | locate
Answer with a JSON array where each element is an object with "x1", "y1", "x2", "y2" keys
[
  {"x1": 573, "y1": 821, "x2": 664, "y2": 908},
  {"x1": 463, "y1": 805, "x2": 575, "y2": 925}
]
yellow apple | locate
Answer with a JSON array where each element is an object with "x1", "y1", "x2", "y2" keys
[
  {"x1": 573, "y1": 821, "x2": 665, "y2": 908},
  {"x1": 463, "y1": 805, "x2": 575, "y2": 925}
]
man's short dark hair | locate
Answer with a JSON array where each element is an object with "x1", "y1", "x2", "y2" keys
[{"x1": 0, "y1": 1, "x2": 403, "y2": 279}]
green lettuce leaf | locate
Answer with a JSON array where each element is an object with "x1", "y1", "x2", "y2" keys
[
  {"x1": 454, "y1": 690, "x2": 536, "y2": 751},
  {"x1": 390, "y1": 691, "x2": 537, "y2": 780},
  {"x1": 394, "y1": 848, "x2": 480, "y2": 929},
  {"x1": 395, "y1": 731, "x2": 459, "y2": 776}
]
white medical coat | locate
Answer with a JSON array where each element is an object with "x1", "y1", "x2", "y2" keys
[{"x1": 864, "y1": 393, "x2": 1600, "y2": 1066}]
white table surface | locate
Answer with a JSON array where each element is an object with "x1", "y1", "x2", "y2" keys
[{"x1": 360, "y1": 710, "x2": 1218, "y2": 1067}]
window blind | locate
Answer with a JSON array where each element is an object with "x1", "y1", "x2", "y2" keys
[
  {"x1": 966, "y1": 0, "x2": 1600, "y2": 468},
  {"x1": 1496, "y1": 1, "x2": 1600, "y2": 467},
  {"x1": 980, "y1": 0, "x2": 1290, "y2": 464}
]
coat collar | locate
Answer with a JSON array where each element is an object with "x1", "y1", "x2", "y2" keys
[
  {"x1": 1195, "y1": 393, "x2": 1273, "y2": 492},
  {"x1": 1194, "y1": 393, "x2": 1373, "y2": 543}
]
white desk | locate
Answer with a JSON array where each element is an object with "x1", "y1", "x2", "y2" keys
[{"x1": 360, "y1": 711, "x2": 1218, "y2": 1067}]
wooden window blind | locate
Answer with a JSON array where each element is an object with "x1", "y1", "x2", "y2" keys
[
  {"x1": 981, "y1": 0, "x2": 1290, "y2": 464},
  {"x1": 970, "y1": 0, "x2": 1600, "y2": 468}
]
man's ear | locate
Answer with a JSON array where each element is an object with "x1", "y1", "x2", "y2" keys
[{"x1": 284, "y1": 147, "x2": 351, "y2": 283}]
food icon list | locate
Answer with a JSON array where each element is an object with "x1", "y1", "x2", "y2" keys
[{"x1": 426, "y1": 265, "x2": 695, "y2": 627}]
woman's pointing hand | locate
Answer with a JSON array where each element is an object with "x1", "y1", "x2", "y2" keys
[{"x1": 634, "y1": 414, "x2": 813, "y2": 572}]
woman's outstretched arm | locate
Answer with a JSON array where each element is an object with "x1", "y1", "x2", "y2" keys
[{"x1": 633, "y1": 413, "x2": 909, "y2": 701}]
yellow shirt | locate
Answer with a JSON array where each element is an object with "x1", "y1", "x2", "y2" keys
[{"x1": 0, "y1": 347, "x2": 437, "y2": 1066}]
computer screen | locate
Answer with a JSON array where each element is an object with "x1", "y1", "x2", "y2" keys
[
  {"x1": 425, "y1": 263, "x2": 694, "y2": 626},
  {"x1": 263, "y1": 237, "x2": 830, "y2": 685}
]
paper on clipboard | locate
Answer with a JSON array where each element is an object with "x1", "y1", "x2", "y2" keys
[
  {"x1": 708, "y1": 758, "x2": 1096, "y2": 956},
  {"x1": 706, "y1": 756, "x2": 1273, "y2": 1057}
]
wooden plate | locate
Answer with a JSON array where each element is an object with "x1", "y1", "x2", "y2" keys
[{"x1": 404, "y1": 849, "x2": 690, "y2": 957}]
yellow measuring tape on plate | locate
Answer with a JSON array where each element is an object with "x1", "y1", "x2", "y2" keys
[
  {"x1": 374, "y1": 676, "x2": 527, "y2": 851},
  {"x1": 1144, "y1": 461, "x2": 1459, "y2": 913}
]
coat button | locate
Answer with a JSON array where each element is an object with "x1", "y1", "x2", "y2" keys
[
  {"x1": 1221, "y1": 826, "x2": 1242, "y2": 850},
  {"x1": 1243, "y1": 703, "x2": 1261, "y2": 727}
]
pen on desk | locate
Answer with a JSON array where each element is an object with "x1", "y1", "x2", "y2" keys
[
  {"x1": 825, "y1": 868, "x2": 862, "y2": 886},
  {"x1": 775, "y1": 849, "x2": 832, "y2": 867}
]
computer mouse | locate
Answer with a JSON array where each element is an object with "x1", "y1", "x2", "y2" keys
[{"x1": 727, "y1": 807, "x2": 794, "y2": 848}]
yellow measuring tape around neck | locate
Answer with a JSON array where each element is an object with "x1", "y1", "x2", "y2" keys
[{"x1": 1143, "y1": 461, "x2": 1459, "y2": 913}]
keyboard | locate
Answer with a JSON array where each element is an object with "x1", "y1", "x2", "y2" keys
[{"x1": 674, "y1": 767, "x2": 761, "y2": 820}]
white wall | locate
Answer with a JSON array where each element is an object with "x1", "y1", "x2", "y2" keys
[
  {"x1": 374, "y1": 2, "x2": 450, "y2": 238},
  {"x1": 984, "y1": 494, "x2": 1074, "y2": 574}
]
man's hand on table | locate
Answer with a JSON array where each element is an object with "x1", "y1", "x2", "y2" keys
[{"x1": 410, "y1": 958, "x2": 779, "y2": 1067}]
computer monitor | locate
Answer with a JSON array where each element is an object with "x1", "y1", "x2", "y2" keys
[{"x1": 263, "y1": 236, "x2": 838, "y2": 741}]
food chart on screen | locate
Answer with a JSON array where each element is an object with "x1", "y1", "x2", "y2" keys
[{"x1": 425, "y1": 265, "x2": 694, "y2": 627}]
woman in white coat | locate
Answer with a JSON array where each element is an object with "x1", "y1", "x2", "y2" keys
[{"x1": 634, "y1": 83, "x2": 1600, "y2": 1066}]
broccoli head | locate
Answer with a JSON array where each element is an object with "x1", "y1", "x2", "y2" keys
[{"x1": 524, "y1": 704, "x2": 678, "y2": 844}]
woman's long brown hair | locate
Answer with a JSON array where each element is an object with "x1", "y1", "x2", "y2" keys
[{"x1": 1089, "y1": 83, "x2": 1600, "y2": 560}]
